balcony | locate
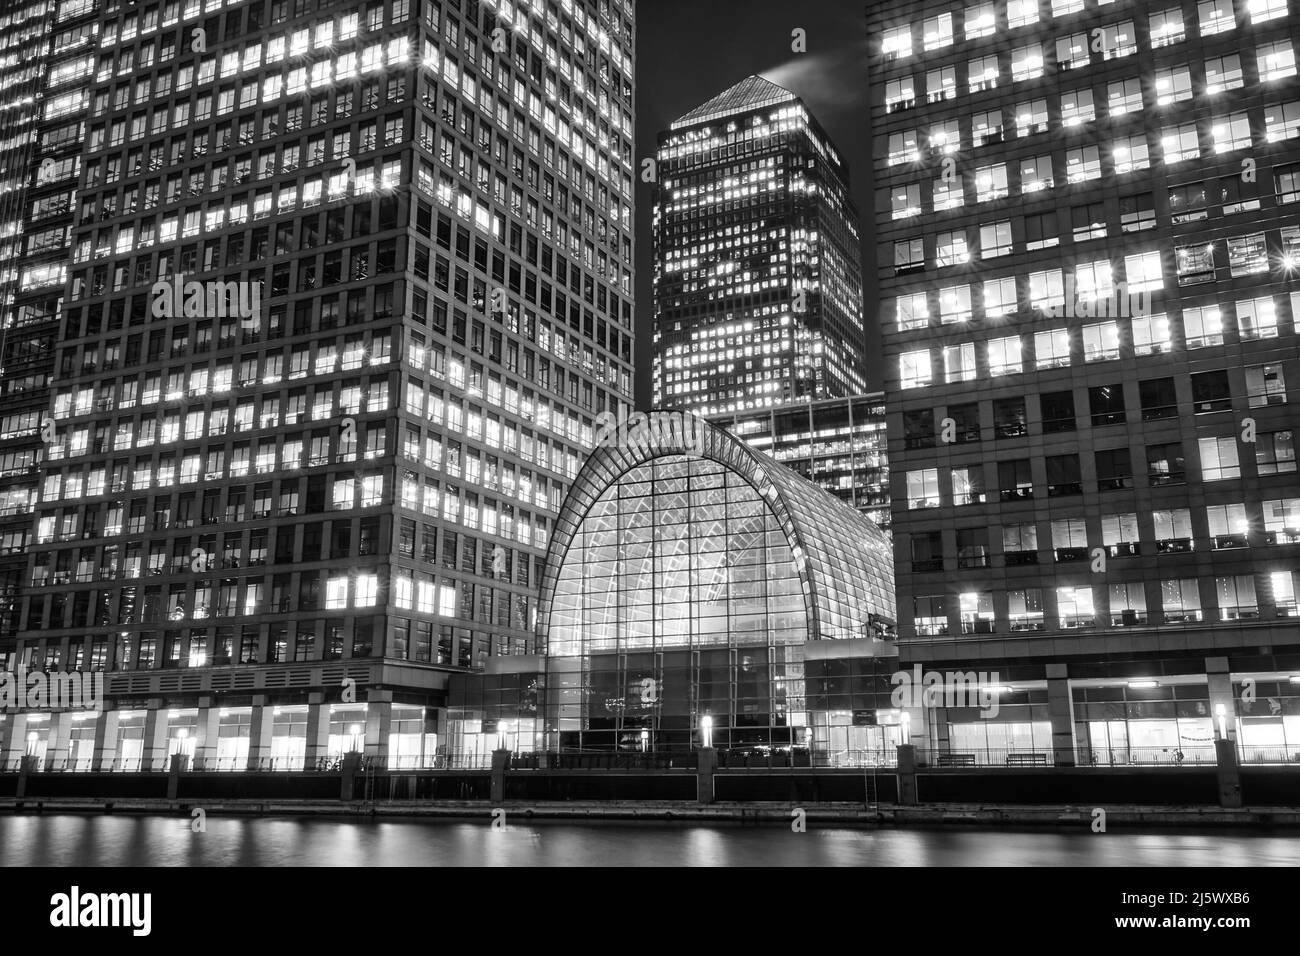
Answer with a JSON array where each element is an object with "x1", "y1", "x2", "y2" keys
[
  {"x1": 1053, "y1": 547, "x2": 1089, "y2": 563},
  {"x1": 1213, "y1": 533, "x2": 1249, "y2": 549},
  {"x1": 1155, "y1": 537, "x2": 1193, "y2": 554},
  {"x1": 1105, "y1": 542, "x2": 1140, "y2": 558}
]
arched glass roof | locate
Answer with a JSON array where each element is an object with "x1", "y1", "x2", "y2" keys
[{"x1": 537, "y1": 411, "x2": 895, "y2": 647}]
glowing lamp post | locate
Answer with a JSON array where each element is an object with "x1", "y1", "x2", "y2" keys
[
  {"x1": 1215, "y1": 704, "x2": 1228, "y2": 741},
  {"x1": 700, "y1": 714, "x2": 713, "y2": 749},
  {"x1": 900, "y1": 710, "x2": 911, "y2": 744},
  {"x1": 348, "y1": 723, "x2": 362, "y2": 753}
]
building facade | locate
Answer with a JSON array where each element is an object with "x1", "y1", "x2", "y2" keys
[
  {"x1": 0, "y1": 0, "x2": 636, "y2": 773},
  {"x1": 522, "y1": 411, "x2": 898, "y2": 761},
  {"x1": 871, "y1": 0, "x2": 1300, "y2": 764},
  {"x1": 709, "y1": 393, "x2": 891, "y2": 531},
  {"x1": 653, "y1": 74, "x2": 867, "y2": 416}
]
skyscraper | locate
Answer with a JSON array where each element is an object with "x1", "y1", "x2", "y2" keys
[
  {"x1": 871, "y1": 0, "x2": 1300, "y2": 764},
  {"x1": 0, "y1": 0, "x2": 636, "y2": 773},
  {"x1": 0, "y1": 0, "x2": 93, "y2": 642},
  {"x1": 653, "y1": 74, "x2": 867, "y2": 416}
]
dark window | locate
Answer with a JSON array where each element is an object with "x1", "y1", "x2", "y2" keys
[
  {"x1": 946, "y1": 402, "x2": 980, "y2": 442},
  {"x1": 1040, "y1": 390, "x2": 1076, "y2": 433},
  {"x1": 1190, "y1": 369, "x2": 1231, "y2": 413},
  {"x1": 1089, "y1": 384, "x2": 1126, "y2": 426},
  {"x1": 994, "y1": 396, "x2": 1027, "y2": 437},
  {"x1": 1146, "y1": 442, "x2": 1186, "y2": 485},
  {"x1": 903, "y1": 409, "x2": 935, "y2": 449},
  {"x1": 1095, "y1": 448, "x2": 1133, "y2": 490},
  {"x1": 910, "y1": 531, "x2": 944, "y2": 572},
  {"x1": 1046, "y1": 454, "x2": 1082, "y2": 496},
  {"x1": 998, "y1": 458, "x2": 1034, "y2": 500},
  {"x1": 955, "y1": 527, "x2": 989, "y2": 568},
  {"x1": 1139, "y1": 377, "x2": 1178, "y2": 420}
]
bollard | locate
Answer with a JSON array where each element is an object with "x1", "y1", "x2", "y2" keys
[
  {"x1": 697, "y1": 747, "x2": 716, "y2": 805},
  {"x1": 1214, "y1": 738, "x2": 1242, "y2": 808},
  {"x1": 340, "y1": 751, "x2": 362, "y2": 801},
  {"x1": 490, "y1": 748, "x2": 510, "y2": 804},
  {"x1": 896, "y1": 744, "x2": 918, "y2": 806}
]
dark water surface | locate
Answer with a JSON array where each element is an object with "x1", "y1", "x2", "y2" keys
[{"x1": 2, "y1": 814, "x2": 1298, "y2": 866}]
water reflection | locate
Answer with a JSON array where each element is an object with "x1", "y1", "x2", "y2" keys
[{"x1": 0, "y1": 815, "x2": 1297, "y2": 867}]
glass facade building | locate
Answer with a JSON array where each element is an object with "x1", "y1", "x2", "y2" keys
[
  {"x1": 870, "y1": 0, "x2": 1300, "y2": 764},
  {"x1": 523, "y1": 411, "x2": 896, "y2": 755},
  {"x1": 653, "y1": 75, "x2": 867, "y2": 416},
  {"x1": 709, "y1": 393, "x2": 891, "y2": 531},
  {"x1": 0, "y1": 0, "x2": 637, "y2": 773}
]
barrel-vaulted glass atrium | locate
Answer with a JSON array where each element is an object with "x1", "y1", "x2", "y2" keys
[{"x1": 532, "y1": 412, "x2": 896, "y2": 753}]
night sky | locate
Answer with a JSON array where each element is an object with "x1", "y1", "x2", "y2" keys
[{"x1": 633, "y1": 0, "x2": 880, "y2": 410}]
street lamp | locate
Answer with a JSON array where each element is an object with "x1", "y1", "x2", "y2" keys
[
  {"x1": 900, "y1": 710, "x2": 911, "y2": 744},
  {"x1": 25, "y1": 731, "x2": 38, "y2": 756},
  {"x1": 640, "y1": 728, "x2": 649, "y2": 753},
  {"x1": 497, "y1": 721, "x2": 510, "y2": 752},
  {"x1": 700, "y1": 714, "x2": 713, "y2": 749},
  {"x1": 348, "y1": 723, "x2": 362, "y2": 752},
  {"x1": 1215, "y1": 704, "x2": 1228, "y2": 741}
]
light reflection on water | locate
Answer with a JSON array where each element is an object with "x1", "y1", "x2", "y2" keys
[{"x1": 0, "y1": 815, "x2": 1297, "y2": 866}]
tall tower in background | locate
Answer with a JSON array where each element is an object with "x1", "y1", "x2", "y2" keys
[
  {"x1": 652, "y1": 74, "x2": 866, "y2": 417},
  {"x1": 871, "y1": 0, "x2": 1300, "y2": 763},
  {"x1": 0, "y1": 0, "x2": 635, "y2": 773}
]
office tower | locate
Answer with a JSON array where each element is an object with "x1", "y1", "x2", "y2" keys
[
  {"x1": 871, "y1": 0, "x2": 1300, "y2": 764},
  {"x1": 0, "y1": 0, "x2": 94, "y2": 642},
  {"x1": 653, "y1": 74, "x2": 867, "y2": 416},
  {"x1": 0, "y1": 0, "x2": 635, "y2": 773},
  {"x1": 709, "y1": 393, "x2": 891, "y2": 530}
]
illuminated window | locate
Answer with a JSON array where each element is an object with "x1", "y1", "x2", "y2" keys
[
  {"x1": 930, "y1": 118, "x2": 961, "y2": 152},
  {"x1": 1236, "y1": 295, "x2": 1279, "y2": 338},
  {"x1": 1249, "y1": 0, "x2": 1289, "y2": 24},
  {"x1": 1228, "y1": 233, "x2": 1268, "y2": 276},
  {"x1": 325, "y1": 577, "x2": 348, "y2": 610},
  {"x1": 1199, "y1": 436, "x2": 1241, "y2": 480},
  {"x1": 979, "y1": 221, "x2": 1013, "y2": 258},
  {"x1": 1056, "y1": 32, "x2": 1090, "y2": 70},
  {"x1": 1061, "y1": 88, "x2": 1095, "y2": 126},
  {"x1": 935, "y1": 231, "x2": 969, "y2": 267},
  {"x1": 899, "y1": 350, "x2": 932, "y2": 389},
  {"x1": 1112, "y1": 133, "x2": 1150, "y2": 173},
  {"x1": 895, "y1": 291, "x2": 930, "y2": 330},
  {"x1": 906, "y1": 468, "x2": 941, "y2": 509},
  {"x1": 1150, "y1": 7, "x2": 1186, "y2": 46},
  {"x1": 967, "y1": 55, "x2": 999, "y2": 93},
  {"x1": 1056, "y1": 586, "x2": 1095, "y2": 628},
  {"x1": 926, "y1": 66, "x2": 956, "y2": 103},
  {"x1": 944, "y1": 342, "x2": 977, "y2": 383},
  {"x1": 939, "y1": 284, "x2": 972, "y2": 323},
  {"x1": 1215, "y1": 576, "x2": 1258, "y2": 621},
  {"x1": 1265, "y1": 101, "x2": 1300, "y2": 141},
  {"x1": 885, "y1": 76, "x2": 915, "y2": 112},
  {"x1": 1131, "y1": 314, "x2": 1171, "y2": 355},
  {"x1": 1205, "y1": 54, "x2": 1244, "y2": 94},
  {"x1": 1211, "y1": 112, "x2": 1251, "y2": 153},
  {"x1": 887, "y1": 129, "x2": 919, "y2": 164},
  {"x1": 922, "y1": 12, "x2": 954, "y2": 50},
  {"x1": 891, "y1": 183, "x2": 921, "y2": 219},
  {"x1": 973, "y1": 163, "x2": 1007, "y2": 201},
  {"x1": 983, "y1": 276, "x2": 1018, "y2": 315},
  {"x1": 1124, "y1": 251, "x2": 1164, "y2": 293},
  {"x1": 1008, "y1": 0, "x2": 1040, "y2": 28},
  {"x1": 1109, "y1": 583, "x2": 1148, "y2": 625},
  {"x1": 1107, "y1": 78, "x2": 1143, "y2": 115},
  {"x1": 883, "y1": 24, "x2": 913, "y2": 59},
  {"x1": 1259, "y1": 40, "x2": 1297, "y2": 82},
  {"x1": 1034, "y1": 328, "x2": 1071, "y2": 368},
  {"x1": 1198, "y1": 0, "x2": 1235, "y2": 34},
  {"x1": 965, "y1": 2, "x2": 996, "y2": 39},
  {"x1": 1014, "y1": 99, "x2": 1049, "y2": 136},
  {"x1": 987, "y1": 336, "x2": 1022, "y2": 376},
  {"x1": 1064, "y1": 145, "x2": 1101, "y2": 183},
  {"x1": 1082, "y1": 322, "x2": 1120, "y2": 362}
]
